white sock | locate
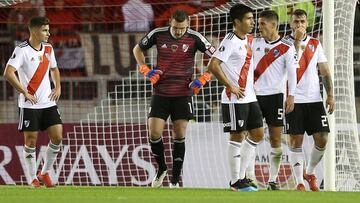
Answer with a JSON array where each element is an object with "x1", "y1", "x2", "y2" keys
[
  {"x1": 41, "y1": 142, "x2": 60, "y2": 175},
  {"x1": 228, "y1": 141, "x2": 241, "y2": 184},
  {"x1": 268, "y1": 147, "x2": 283, "y2": 182},
  {"x1": 289, "y1": 147, "x2": 305, "y2": 185},
  {"x1": 239, "y1": 138, "x2": 258, "y2": 180},
  {"x1": 23, "y1": 145, "x2": 37, "y2": 181},
  {"x1": 306, "y1": 145, "x2": 325, "y2": 175},
  {"x1": 245, "y1": 149, "x2": 256, "y2": 180}
]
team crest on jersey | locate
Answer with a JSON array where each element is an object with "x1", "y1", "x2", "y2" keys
[
  {"x1": 45, "y1": 53, "x2": 50, "y2": 60},
  {"x1": 38, "y1": 55, "x2": 43, "y2": 62},
  {"x1": 171, "y1": 44, "x2": 178, "y2": 52},
  {"x1": 264, "y1": 48, "x2": 270, "y2": 54},
  {"x1": 24, "y1": 120, "x2": 30, "y2": 128},
  {"x1": 182, "y1": 44, "x2": 189, "y2": 52},
  {"x1": 309, "y1": 44, "x2": 315, "y2": 52},
  {"x1": 273, "y1": 49, "x2": 280, "y2": 57}
]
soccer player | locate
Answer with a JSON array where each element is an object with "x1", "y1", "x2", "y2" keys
[
  {"x1": 132, "y1": 9, "x2": 215, "y2": 188},
  {"x1": 286, "y1": 9, "x2": 335, "y2": 192},
  {"x1": 208, "y1": 4, "x2": 264, "y2": 192},
  {"x1": 3, "y1": 16, "x2": 62, "y2": 188},
  {"x1": 252, "y1": 10, "x2": 298, "y2": 190}
]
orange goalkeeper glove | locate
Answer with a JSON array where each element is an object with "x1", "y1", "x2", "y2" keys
[
  {"x1": 189, "y1": 72, "x2": 212, "y2": 94},
  {"x1": 139, "y1": 64, "x2": 163, "y2": 84}
]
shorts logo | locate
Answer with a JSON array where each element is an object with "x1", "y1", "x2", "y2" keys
[
  {"x1": 238, "y1": 120, "x2": 244, "y2": 127},
  {"x1": 219, "y1": 46, "x2": 225, "y2": 52},
  {"x1": 223, "y1": 122, "x2": 231, "y2": 127},
  {"x1": 24, "y1": 120, "x2": 30, "y2": 128},
  {"x1": 11, "y1": 53, "x2": 16, "y2": 59}
]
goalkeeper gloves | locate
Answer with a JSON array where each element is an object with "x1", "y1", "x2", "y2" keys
[
  {"x1": 139, "y1": 64, "x2": 163, "y2": 84},
  {"x1": 189, "y1": 72, "x2": 212, "y2": 94}
]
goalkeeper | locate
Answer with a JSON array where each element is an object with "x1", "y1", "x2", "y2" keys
[{"x1": 133, "y1": 9, "x2": 215, "y2": 188}]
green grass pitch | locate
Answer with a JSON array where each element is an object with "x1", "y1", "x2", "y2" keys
[{"x1": 0, "y1": 186, "x2": 359, "y2": 203}]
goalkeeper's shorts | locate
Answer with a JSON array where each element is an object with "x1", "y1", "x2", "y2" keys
[{"x1": 149, "y1": 95, "x2": 193, "y2": 121}]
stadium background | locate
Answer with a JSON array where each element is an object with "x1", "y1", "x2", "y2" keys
[{"x1": 0, "y1": 0, "x2": 358, "y2": 191}]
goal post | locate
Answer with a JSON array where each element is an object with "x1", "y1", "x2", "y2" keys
[{"x1": 323, "y1": 0, "x2": 335, "y2": 192}]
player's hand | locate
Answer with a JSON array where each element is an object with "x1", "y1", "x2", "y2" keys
[
  {"x1": 49, "y1": 87, "x2": 61, "y2": 102},
  {"x1": 139, "y1": 64, "x2": 163, "y2": 84},
  {"x1": 228, "y1": 85, "x2": 245, "y2": 99},
  {"x1": 285, "y1": 95, "x2": 294, "y2": 113},
  {"x1": 189, "y1": 72, "x2": 212, "y2": 94},
  {"x1": 24, "y1": 92, "x2": 37, "y2": 105},
  {"x1": 326, "y1": 95, "x2": 335, "y2": 114},
  {"x1": 293, "y1": 27, "x2": 306, "y2": 41},
  {"x1": 146, "y1": 69, "x2": 163, "y2": 84}
]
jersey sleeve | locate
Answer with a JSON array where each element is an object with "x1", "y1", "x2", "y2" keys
[
  {"x1": 194, "y1": 33, "x2": 215, "y2": 57},
  {"x1": 285, "y1": 45, "x2": 299, "y2": 96},
  {"x1": 6, "y1": 46, "x2": 24, "y2": 71},
  {"x1": 212, "y1": 37, "x2": 234, "y2": 63},
  {"x1": 50, "y1": 46, "x2": 58, "y2": 69},
  {"x1": 138, "y1": 29, "x2": 157, "y2": 50},
  {"x1": 316, "y1": 42, "x2": 327, "y2": 63}
]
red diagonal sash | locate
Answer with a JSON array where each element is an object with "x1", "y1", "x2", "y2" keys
[
  {"x1": 27, "y1": 46, "x2": 52, "y2": 95},
  {"x1": 254, "y1": 43, "x2": 290, "y2": 82},
  {"x1": 226, "y1": 35, "x2": 253, "y2": 99},
  {"x1": 296, "y1": 38, "x2": 319, "y2": 83}
]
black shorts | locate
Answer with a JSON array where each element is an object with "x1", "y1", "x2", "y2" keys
[
  {"x1": 149, "y1": 95, "x2": 193, "y2": 121},
  {"x1": 257, "y1": 93, "x2": 284, "y2": 127},
  {"x1": 286, "y1": 102, "x2": 330, "y2": 135},
  {"x1": 18, "y1": 105, "x2": 62, "y2": 132},
  {"x1": 222, "y1": 102, "x2": 263, "y2": 132}
]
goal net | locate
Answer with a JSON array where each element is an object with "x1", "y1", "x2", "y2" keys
[{"x1": 53, "y1": 0, "x2": 359, "y2": 191}]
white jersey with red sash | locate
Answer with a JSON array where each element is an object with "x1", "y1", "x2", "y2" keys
[
  {"x1": 6, "y1": 41, "x2": 57, "y2": 109},
  {"x1": 212, "y1": 33, "x2": 257, "y2": 104},
  {"x1": 252, "y1": 37, "x2": 298, "y2": 96},
  {"x1": 289, "y1": 35, "x2": 327, "y2": 103}
]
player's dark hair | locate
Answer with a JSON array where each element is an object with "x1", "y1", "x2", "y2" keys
[
  {"x1": 229, "y1": 4, "x2": 253, "y2": 24},
  {"x1": 292, "y1": 9, "x2": 308, "y2": 18},
  {"x1": 259, "y1": 10, "x2": 279, "y2": 23},
  {"x1": 171, "y1": 10, "x2": 188, "y2": 22},
  {"x1": 28, "y1": 16, "x2": 50, "y2": 28}
]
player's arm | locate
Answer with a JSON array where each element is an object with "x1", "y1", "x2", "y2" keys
[
  {"x1": 49, "y1": 67, "x2": 61, "y2": 101},
  {"x1": 133, "y1": 44, "x2": 162, "y2": 84},
  {"x1": 285, "y1": 46, "x2": 298, "y2": 113},
  {"x1": 189, "y1": 34, "x2": 216, "y2": 94},
  {"x1": 208, "y1": 57, "x2": 244, "y2": 99},
  {"x1": 3, "y1": 65, "x2": 37, "y2": 104},
  {"x1": 319, "y1": 62, "x2": 335, "y2": 114}
]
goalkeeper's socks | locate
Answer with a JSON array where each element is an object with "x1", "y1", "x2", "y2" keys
[
  {"x1": 150, "y1": 137, "x2": 167, "y2": 172},
  {"x1": 306, "y1": 145, "x2": 325, "y2": 175},
  {"x1": 289, "y1": 147, "x2": 305, "y2": 185},
  {"x1": 23, "y1": 145, "x2": 37, "y2": 181},
  {"x1": 171, "y1": 138, "x2": 185, "y2": 184},
  {"x1": 228, "y1": 141, "x2": 241, "y2": 184},
  {"x1": 41, "y1": 141, "x2": 61, "y2": 175},
  {"x1": 239, "y1": 137, "x2": 258, "y2": 179},
  {"x1": 268, "y1": 147, "x2": 283, "y2": 182}
]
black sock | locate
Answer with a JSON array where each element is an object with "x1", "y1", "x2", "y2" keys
[
  {"x1": 150, "y1": 137, "x2": 167, "y2": 172},
  {"x1": 171, "y1": 138, "x2": 185, "y2": 184}
]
